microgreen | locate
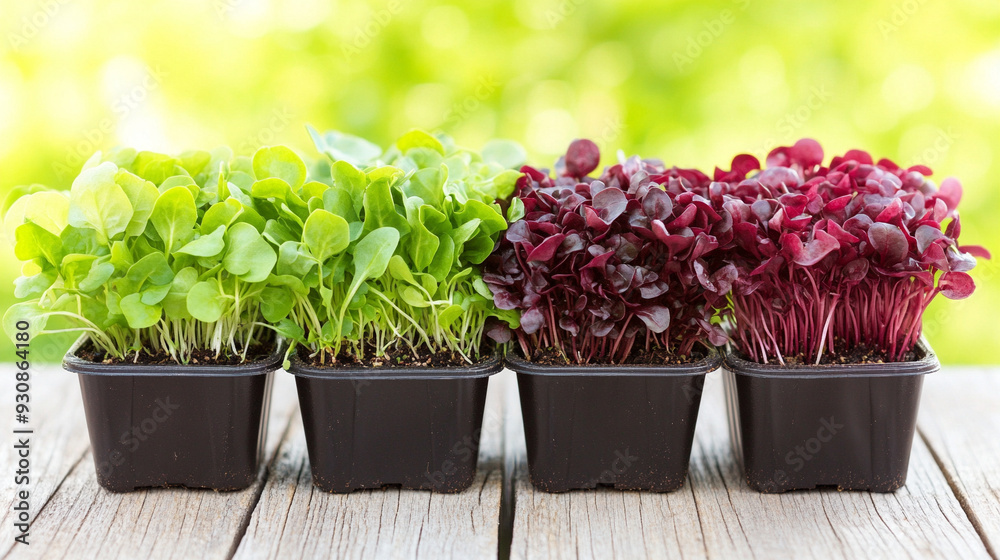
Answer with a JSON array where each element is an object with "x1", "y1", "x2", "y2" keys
[
  {"x1": 709, "y1": 139, "x2": 990, "y2": 364},
  {"x1": 484, "y1": 141, "x2": 730, "y2": 364},
  {"x1": 272, "y1": 127, "x2": 523, "y2": 364},
  {"x1": 3, "y1": 146, "x2": 290, "y2": 363}
]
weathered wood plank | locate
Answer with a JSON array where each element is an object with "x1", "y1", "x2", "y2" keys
[
  {"x1": 919, "y1": 368, "x2": 1000, "y2": 557},
  {"x1": 1, "y1": 368, "x2": 89, "y2": 557},
  {"x1": 5, "y1": 373, "x2": 298, "y2": 560},
  {"x1": 509, "y1": 370, "x2": 992, "y2": 560},
  {"x1": 231, "y1": 372, "x2": 508, "y2": 560}
]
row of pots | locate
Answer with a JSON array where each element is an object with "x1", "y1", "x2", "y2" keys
[{"x1": 65, "y1": 336, "x2": 937, "y2": 494}]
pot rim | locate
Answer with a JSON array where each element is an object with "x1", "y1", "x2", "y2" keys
[
  {"x1": 504, "y1": 346, "x2": 721, "y2": 377},
  {"x1": 286, "y1": 348, "x2": 503, "y2": 380},
  {"x1": 63, "y1": 334, "x2": 284, "y2": 377},
  {"x1": 722, "y1": 337, "x2": 940, "y2": 379}
]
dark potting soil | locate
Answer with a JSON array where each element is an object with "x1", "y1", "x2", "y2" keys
[
  {"x1": 77, "y1": 339, "x2": 274, "y2": 366},
  {"x1": 299, "y1": 342, "x2": 489, "y2": 369},
  {"x1": 776, "y1": 342, "x2": 919, "y2": 366},
  {"x1": 526, "y1": 345, "x2": 706, "y2": 366}
]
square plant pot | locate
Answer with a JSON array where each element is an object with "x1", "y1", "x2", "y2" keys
[
  {"x1": 507, "y1": 349, "x2": 721, "y2": 492},
  {"x1": 722, "y1": 339, "x2": 939, "y2": 493},
  {"x1": 288, "y1": 351, "x2": 502, "y2": 493},
  {"x1": 63, "y1": 336, "x2": 280, "y2": 493}
]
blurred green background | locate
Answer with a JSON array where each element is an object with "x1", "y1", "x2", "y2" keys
[{"x1": 1, "y1": 0, "x2": 997, "y2": 363}]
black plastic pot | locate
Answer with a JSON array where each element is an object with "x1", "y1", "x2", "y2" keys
[
  {"x1": 722, "y1": 340, "x2": 939, "y2": 493},
  {"x1": 508, "y1": 350, "x2": 721, "y2": 492},
  {"x1": 63, "y1": 337, "x2": 280, "y2": 493},
  {"x1": 288, "y1": 351, "x2": 502, "y2": 493}
]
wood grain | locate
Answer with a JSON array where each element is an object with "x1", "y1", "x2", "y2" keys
[
  {"x1": 4, "y1": 373, "x2": 298, "y2": 560},
  {"x1": 509, "y1": 370, "x2": 992, "y2": 560},
  {"x1": 919, "y1": 368, "x2": 1000, "y2": 557},
  {"x1": 1, "y1": 369, "x2": 90, "y2": 558},
  {"x1": 231, "y1": 372, "x2": 508, "y2": 560}
]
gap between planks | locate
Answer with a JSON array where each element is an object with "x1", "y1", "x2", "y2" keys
[
  {"x1": 2, "y1": 371, "x2": 299, "y2": 560},
  {"x1": 505, "y1": 369, "x2": 995, "y2": 560},
  {"x1": 6, "y1": 367, "x2": 1000, "y2": 560}
]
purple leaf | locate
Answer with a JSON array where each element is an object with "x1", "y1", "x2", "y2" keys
[
  {"x1": 593, "y1": 187, "x2": 628, "y2": 223},
  {"x1": 526, "y1": 234, "x2": 566, "y2": 262},
  {"x1": 635, "y1": 305, "x2": 671, "y2": 333},
  {"x1": 940, "y1": 271, "x2": 975, "y2": 300},
  {"x1": 565, "y1": 139, "x2": 600, "y2": 178},
  {"x1": 867, "y1": 222, "x2": 908, "y2": 265}
]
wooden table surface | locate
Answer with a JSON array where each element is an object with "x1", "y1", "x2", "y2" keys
[{"x1": 2, "y1": 367, "x2": 998, "y2": 560}]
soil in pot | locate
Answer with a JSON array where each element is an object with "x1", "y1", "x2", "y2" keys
[
  {"x1": 508, "y1": 347, "x2": 720, "y2": 493},
  {"x1": 723, "y1": 340, "x2": 938, "y2": 493},
  {"x1": 65, "y1": 337, "x2": 281, "y2": 493},
  {"x1": 289, "y1": 345, "x2": 501, "y2": 493}
]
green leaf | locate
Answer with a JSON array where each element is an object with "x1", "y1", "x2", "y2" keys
[
  {"x1": 455, "y1": 200, "x2": 507, "y2": 236},
  {"x1": 14, "y1": 269, "x2": 57, "y2": 299},
  {"x1": 277, "y1": 241, "x2": 315, "y2": 277},
  {"x1": 79, "y1": 260, "x2": 115, "y2": 292},
  {"x1": 202, "y1": 198, "x2": 243, "y2": 234},
  {"x1": 4, "y1": 191, "x2": 68, "y2": 240},
  {"x1": 120, "y1": 293, "x2": 161, "y2": 328},
  {"x1": 115, "y1": 170, "x2": 159, "y2": 237},
  {"x1": 178, "y1": 150, "x2": 212, "y2": 177},
  {"x1": 150, "y1": 186, "x2": 198, "y2": 254},
  {"x1": 401, "y1": 286, "x2": 429, "y2": 307},
  {"x1": 507, "y1": 197, "x2": 525, "y2": 223},
  {"x1": 302, "y1": 209, "x2": 350, "y2": 262},
  {"x1": 68, "y1": 162, "x2": 134, "y2": 243},
  {"x1": 429, "y1": 235, "x2": 455, "y2": 282},
  {"x1": 407, "y1": 217, "x2": 440, "y2": 271},
  {"x1": 132, "y1": 151, "x2": 182, "y2": 185},
  {"x1": 396, "y1": 130, "x2": 445, "y2": 155},
  {"x1": 223, "y1": 222, "x2": 277, "y2": 282},
  {"x1": 110, "y1": 240, "x2": 134, "y2": 270},
  {"x1": 260, "y1": 287, "x2": 295, "y2": 322},
  {"x1": 14, "y1": 222, "x2": 63, "y2": 266},
  {"x1": 362, "y1": 178, "x2": 410, "y2": 235},
  {"x1": 272, "y1": 318, "x2": 305, "y2": 343},
  {"x1": 177, "y1": 225, "x2": 226, "y2": 257},
  {"x1": 438, "y1": 304, "x2": 464, "y2": 329},
  {"x1": 322, "y1": 185, "x2": 359, "y2": 222},
  {"x1": 187, "y1": 281, "x2": 227, "y2": 322},
  {"x1": 387, "y1": 254, "x2": 417, "y2": 285},
  {"x1": 162, "y1": 267, "x2": 197, "y2": 319},
  {"x1": 353, "y1": 227, "x2": 400, "y2": 282},
  {"x1": 330, "y1": 160, "x2": 367, "y2": 215},
  {"x1": 404, "y1": 166, "x2": 446, "y2": 206},
  {"x1": 307, "y1": 125, "x2": 382, "y2": 167},
  {"x1": 253, "y1": 146, "x2": 307, "y2": 189},
  {"x1": 473, "y1": 276, "x2": 494, "y2": 299}
]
